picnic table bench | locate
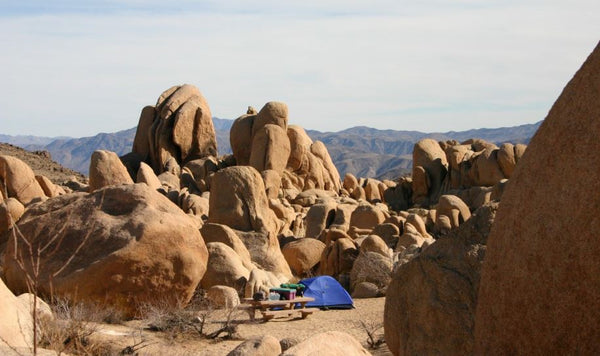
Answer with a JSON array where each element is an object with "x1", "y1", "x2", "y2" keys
[{"x1": 241, "y1": 296, "x2": 318, "y2": 321}]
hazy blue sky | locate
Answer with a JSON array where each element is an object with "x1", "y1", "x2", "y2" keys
[{"x1": 1, "y1": 1, "x2": 598, "y2": 137}]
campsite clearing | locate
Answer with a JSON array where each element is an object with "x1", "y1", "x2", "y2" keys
[{"x1": 88, "y1": 297, "x2": 391, "y2": 355}]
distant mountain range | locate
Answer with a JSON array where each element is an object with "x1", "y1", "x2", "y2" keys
[
  {"x1": 308, "y1": 122, "x2": 540, "y2": 179},
  {"x1": 1, "y1": 119, "x2": 541, "y2": 179}
]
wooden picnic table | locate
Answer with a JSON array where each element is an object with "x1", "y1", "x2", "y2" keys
[{"x1": 241, "y1": 296, "x2": 318, "y2": 321}]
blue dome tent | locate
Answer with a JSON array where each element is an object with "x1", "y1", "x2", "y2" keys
[{"x1": 299, "y1": 276, "x2": 354, "y2": 309}]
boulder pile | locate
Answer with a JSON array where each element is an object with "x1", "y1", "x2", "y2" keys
[
  {"x1": 383, "y1": 42, "x2": 600, "y2": 356},
  {"x1": 1, "y1": 82, "x2": 531, "y2": 324},
  {"x1": 384, "y1": 203, "x2": 498, "y2": 355}
]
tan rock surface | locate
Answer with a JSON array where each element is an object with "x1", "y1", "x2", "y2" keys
[
  {"x1": 136, "y1": 162, "x2": 162, "y2": 190},
  {"x1": 350, "y1": 203, "x2": 386, "y2": 230},
  {"x1": 412, "y1": 139, "x2": 448, "y2": 206},
  {"x1": 132, "y1": 105, "x2": 156, "y2": 161},
  {"x1": 350, "y1": 251, "x2": 392, "y2": 292},
  {"x1": 0, "y1": 278, "x2": 33, "y2": 349},
  {"x1": 469, "y1": 148, "x2": 505, "y2": 186},
  {"x1": 230, "y1": 114, "x2": 256, "y2": 166},
  {"x1": 261, "y1": 170, "x2": 282, "y2": 199},
  {"x1": 244, "y1": 268, "x2": 285, "y2": 298},
  {"x1": 371, "y1": 223, "x2": 400, "y2": 248},
  {"x1": 235, "y1": 230, "x2": 292, "y2": 282},
  {"x1": 35, "y1": 174, "x2": 64, "y2": 198},
  {"x1": 0, "y1": 154, "x2": 46, "y2": 205},
  {"x1": 496, "y1": 143, "x2": 516, "y2": 178},
  {"x1": 319, "y1": 237, "x2": 359, "y2": 279},
  {"x1": 385, "y1": 203, "x2": 498, "y2": 356},
  {"x1": 134, "y1": 84, "x2": 217, "y2": 172},
  {"x1": 88, "y1": 150, "x2": 133, "y2": 192},
  {"x1": 281, "y1": 238, "x2": 326, "y2": 276},
  {"x1": 252, "y1": 101, "x2": 288, "y2": 136},
  {"x1": 2, "y1": 184, "x2": 208, "y2": 317},
  {"x1": 360, "y1": 235, "x2": 390, "y2": 257},
  {"x1": 201, "y1": 223, "x2": 254, "y2": 271},
  {"x1": 228, "y1": 335, "x2": 281, "y2": 356},
  {"x1": 474, "y1": 43, "x2": 600, "y2": 355},
  {"x1": 249, "y1": 124, "x2": 291, "y2": 174},
  {"x1": 364, "y1": 179, "x2": 382, "y2": 203},
  {"x1": 206, "y1": 285, "x2": 240, "y2": 309},
  {"x1": 310, "y1": 141, "x2": 342, "y2": 192},
  {"x1": 201, "y1": 242, "x2": 249, "y2": 291},
  {"x1": 282, "y1": 331, "x2": 371, "y2": 356},
  {"x1": 0, "y1": 198, "x2": 25, "y2": 238},
  {"x1": 209, "y1": 166, "x2": 279, "y2": 234},
  {"x1": 305, "y1": 201, "x2": 338, "y2": 238},
  {"x1": 436, "y1": 194, "x2": 471, "y2": 229}
]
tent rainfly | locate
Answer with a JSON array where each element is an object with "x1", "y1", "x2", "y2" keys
[{"x1": 299, "y1": 276, "x2": 354, "y2": 309}]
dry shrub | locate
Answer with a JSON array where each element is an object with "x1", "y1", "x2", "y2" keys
[
  {"x1": 139, "y1": 292, "x2": 245, "y2": 342},
  {"x1": 357, "y1": 319, "x2": 385, "y2": 350},
  {"x1": 38, "y1": 299, "x2": 115, "y2": 355},
  {"x1": 139, "y1": 294, "x2": 214, "y2": 342}
]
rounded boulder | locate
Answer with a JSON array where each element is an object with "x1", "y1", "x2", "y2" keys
[{"x1": 2, "y1": 183, "x2": 208, "y2": 317}]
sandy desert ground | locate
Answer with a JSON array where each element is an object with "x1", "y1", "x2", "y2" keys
[{"x1": 87, "y1": 297, "x2": 391, "y2": 355}]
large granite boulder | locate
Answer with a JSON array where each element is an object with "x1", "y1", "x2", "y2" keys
[
  {"x1": 201, "y1": 242, "x2": 249, "y2": 291},
  {"x1": 2, "y1": 184, "x2": 208, "y2": 317},
  {"x1": 208, "y1": 166, "x2": 279, "y2": 234},
  {"x1": 228, "y1": 335, "x2": 281, "y2": 356},
  {"x1": 475, "y1": 43, "x2": 600, "y2": 355},
  {"x1": 88, "y1": 150, "x2": 134, "y2": 192},
  {"x1": 0, "y1": 155, "x2": 46, "y2": 205},
  {"x1": 249, "y1": 124, "x2": 291, "y2": 175},
  {"x1": 411, "y1": 139, "x2": 448, "y2": 206},
  {"x1": 318, "y1": 237, "x2": 359, "y2": 279},
  {"x1": 350, "y1": 251, "x2": 392, "y2": 293},
  {"x1": 0, "y1": 278, "x2": 33, "y2": 349},
  {"x1": 282, "y1": 331, "x2": 370, "y2": 356},
  {"x1": 201, "y1": 223, "x2": 254, "y2": 271},
  {"x1": 281, "y1": 238, "x2": 326, "y2": 276},
  {"x1": 236, "y1": 230, "x2": 293, "y2": 282}
]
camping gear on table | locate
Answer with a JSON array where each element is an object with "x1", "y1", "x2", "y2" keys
[
  {"x1": 280, "y1": 283, "x2": 306, "y2": 297},
  {"x1": 299, "y1": 276, "x2": 354, "y2": 309},
  {"x1": 269, "y1": 287, "x2": 296, "y2": 300},
  {"x1": 253, "y1": 291, "x2": 267, "y2": 301}
]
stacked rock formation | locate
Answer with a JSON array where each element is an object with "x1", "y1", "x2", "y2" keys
[
  {"x1": 0, "y1": 155, "x2": 50, "y2": 205},
  {"x1": 408, "y1": 137, "x2": 525, "y2": 209},
  {"x1": 131, "y1": 84, "x2": 217, "y2": 173},
  {"x1": 0, "y1": 155, "x2": 70, "y2": 237},
  {"x1": 230, "y1": 102, "x2": 342, "y2": 198}
]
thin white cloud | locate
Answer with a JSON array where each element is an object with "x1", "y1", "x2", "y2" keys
[{"x1": 0, "y1": 1, "x2": 598, "y2": 136}]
